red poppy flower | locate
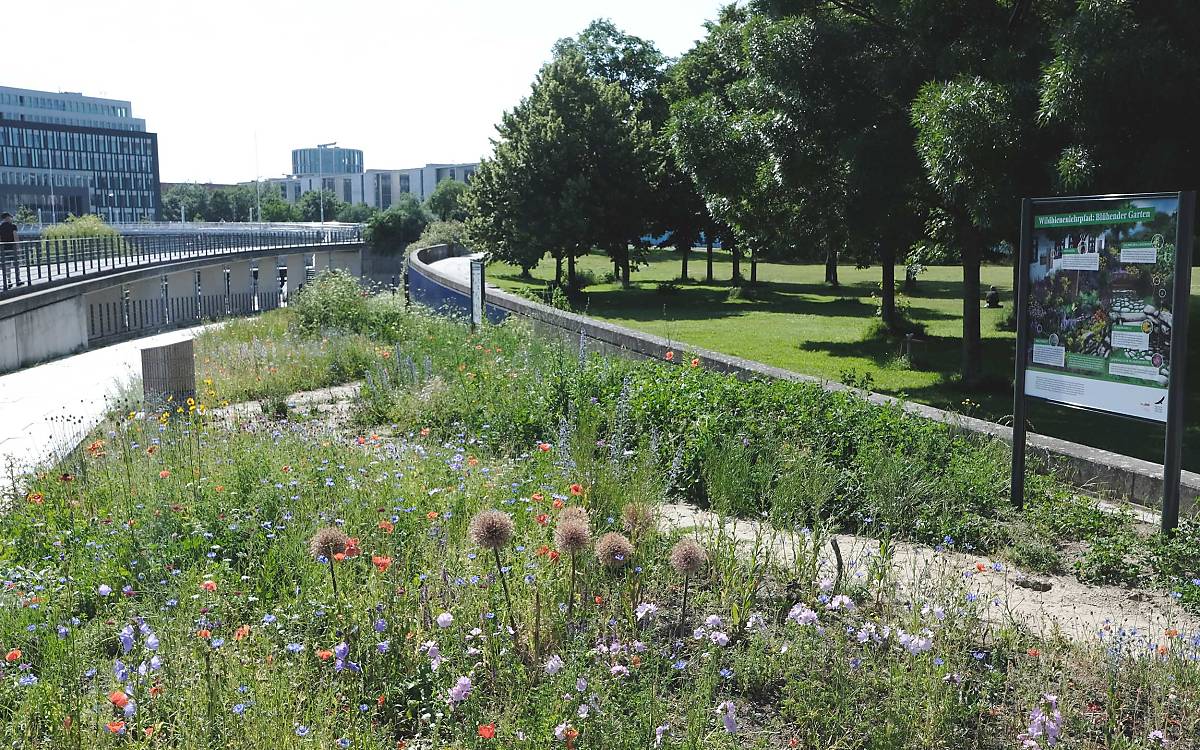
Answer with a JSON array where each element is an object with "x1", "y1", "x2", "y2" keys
[
  {"x1": 548, "y1": 550, "x2": 560, "y2": 562},
  {"x1": 109, "y1": 691, "x2": 129, "y2": 709},
  {"x1": 537, "y1": 443, "x2": 551, "y2": 452},
  {"x1": 536, "y1": 514, "x2": 549, "y2": 526},
  {"x1": 200, "y1": 580, "x2": 217, "y2": 592},
  {"x1": 106, "y1": 721, "x2": 125, "y2": 735},
  {"x1": 158, "y1": 470, "x2": 171, "y2": 479},
  {"x1": 594, "y1": 596, "x2": 603, "y2": 605},
  {"x1": 4, "y1": 648, "x2": 21, "y2": 663},
  {"x1": 664, "y1": 350, "x2": 675, "y2": 361},
  {"x1": 316, "y1": 649, "x2": 334, "y2": 661},
  {"x1": 196, "y1": 629, "x2": 211, "y2": 639},
  {"x1": 478, "y1": 723, "x2": 496, "y2": 739},
  {"x1": 552, "y1": 499, "x2": 564, "y2": 510},
  {"x1": 234, "y1": 624, "x2": 251, "y2": 641},
  {"x1": 569, "y1": 483, "x2": 583, "y2": 496},
  {"x1": 344, "y1": 538, "x2": 362, "y2": 558},
  {"x1": 372, "y1": 555, "x2": 392, "y2": 573},
  {"x1": 378, "y1": 520, "x2": 395, "y2": 534}
]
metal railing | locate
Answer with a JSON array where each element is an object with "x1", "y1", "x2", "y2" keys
[{"x1": 0, "y1": 227, "x2": 363, "y2": 298}]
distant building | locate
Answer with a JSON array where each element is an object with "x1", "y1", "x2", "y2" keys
[
  {"x1": 0, "y1": 85, "x2": 161, "y2": 222},
  {"x1": 248, "y1": 147, "x2": 477, "y2": 211},
  {"x1": 291, "y1": 146, "x2": 363, "y2": 176}
]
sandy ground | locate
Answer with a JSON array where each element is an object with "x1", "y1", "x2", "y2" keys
[{"x1": 659, "y1": 503, "x2": 1197, "y2": 644}]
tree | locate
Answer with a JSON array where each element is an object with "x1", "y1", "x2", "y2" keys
[
  {"x1": 912, "y1": 77, "x2": 1022, "y2": 385},
  {"x1": 259, "y1": 195, "x2": 297, "y2": 222},
  {"x1": 412, "y1": 220, "x2": 468, "y2": 251},
  {"x1": 336, "y1": 202, "x2": 378, "y2": 223},
  {"x1": 296, "y1": 190, "x2": 345, "y2": 223},
  {"x1": 206, "y1": 189, "x2": 235, "y2": 222},
  {"x1": 466, "y1": 52, "x2": 650, "y2": 289},
  {"x1": 162, "y1": 184, "x2": 209, "y2": 222},
  {"x1": 365, "y1": 194, "x2": 429, "y2": 254},
  {"x1": 426, "y1": 180, "x2": 468, "y2": 222},
  {"x1": 13, "y1": 206, "x2": 37, "y2": 225}
]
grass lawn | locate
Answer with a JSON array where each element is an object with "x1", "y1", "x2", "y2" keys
[{"x1": 491, "y1": 249, "x2": 1200, "y2": 472}]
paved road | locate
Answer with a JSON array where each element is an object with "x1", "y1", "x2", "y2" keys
[{"x1": 0, "y1": 325, "x2": 212, "y2": 496}]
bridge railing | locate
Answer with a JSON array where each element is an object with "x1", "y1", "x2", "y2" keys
[{"x1": 0, "y1": 227, "x2": 363, "y2": 297}]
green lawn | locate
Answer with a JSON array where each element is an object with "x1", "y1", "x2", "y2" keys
[{"x1": 492, "y1": 248, "x2": 1200, "y2": 472}]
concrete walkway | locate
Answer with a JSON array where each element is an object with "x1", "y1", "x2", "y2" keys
[
  {"x1": 428, "y1": 253, "x2": 485, "y2": 285},
  {"x1": 0, "y1": 325, "x2": 211, "y2": 495}
]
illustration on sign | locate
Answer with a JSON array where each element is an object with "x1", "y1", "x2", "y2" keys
[{"x1": 1023, "y1": 195, "x2": 1180, "y2": 422}]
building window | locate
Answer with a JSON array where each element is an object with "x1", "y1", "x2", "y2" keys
[{"x1": 343, "y1": 178, "x2": 352, "y2": 203}]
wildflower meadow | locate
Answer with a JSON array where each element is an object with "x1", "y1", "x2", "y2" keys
[{"x1": 2, "y1": 272, "x2": 1199, "y2": 749}]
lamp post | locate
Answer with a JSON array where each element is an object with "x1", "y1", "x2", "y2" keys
[{"x1": 316, "y1": 141, "x2": 336, "y2": 227}]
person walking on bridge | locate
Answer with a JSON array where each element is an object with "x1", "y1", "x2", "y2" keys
[{"x1": 0, "y1": 212, "x2": 19, "y2": 289}]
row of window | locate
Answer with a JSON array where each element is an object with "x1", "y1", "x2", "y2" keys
[
  {"x1": 0, "y1": 170, "x2": 156, "y2": 192},
  {"x1": 2, "y1": 147, "x2": 155, "y2": 175},
  {"x1": 11, "y1": 113, "x2": 141, "y2": 131},
  {"x1": 0, "y1": 92, "x2": 129, "y2": 118},
  {"x1": 0, "y1": 126, "x2": 154, "y2": 155}
]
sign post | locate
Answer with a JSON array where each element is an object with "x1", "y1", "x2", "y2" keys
[
  {"x1": 1012, "y1": 192, "x2": 1194, "y2": 532},
  {"x1": 470, "y1": 258, "x2": 485, "y2": 331}
]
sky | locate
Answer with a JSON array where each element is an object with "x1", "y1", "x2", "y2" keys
[{"x1": 7, "y1": 0, "x2": 728, "y2": 184}]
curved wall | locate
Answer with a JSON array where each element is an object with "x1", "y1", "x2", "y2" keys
[{"x1": 408, "y1": 243, "x2": 1199, "y2": 515}]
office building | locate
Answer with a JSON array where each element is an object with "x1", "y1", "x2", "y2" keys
[
  {"x1": 0, "y1": 85, "x2": 161, "y2": 223},
  {"x1": 249, "y1": 146, "x2": 477, "y2": 212}
]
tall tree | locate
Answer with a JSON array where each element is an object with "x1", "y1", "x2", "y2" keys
[
  {"x1": 365, "y1": 194, "x2": 428, "y2": 253},
  {"x1": 466, "y1": 52, "x2": 648, "y2": 289},
  {"x1": 296, "y1": 190, "x2": 344, "y2": 223},
  {"x1": 426, "y1": 179, "x2": 469, "y2": 222}
]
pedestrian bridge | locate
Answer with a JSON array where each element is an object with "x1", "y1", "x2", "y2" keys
[{"x1": 0, "y1": 223, "x2": 365, "y2": 372}]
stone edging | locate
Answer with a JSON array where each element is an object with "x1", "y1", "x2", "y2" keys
[{"x1": 408, "y1": 244, "x2": 1198, "y2": 515}]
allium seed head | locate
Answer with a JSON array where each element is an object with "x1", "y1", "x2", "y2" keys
[
  {"x1": 595, "y1": 532, "x2": 634, "y2": 569},
  {"x1": 559, "y1": 506, "x2": 589, "y2": 525},
  {"x1": 670, "y1": 538, "x2": 706, "y2": 576},
  {"x1": 309, "y1": 527, "x2": 349, "y2": 561},
  {"x1": 554, "y1": 517, "x2": 592, "y2": 554},
  {"x1": 469, "y1": 509, "x2": 514, "y2": 550},
  {"x1": 620, "y1": 503, "x2": 655, "y2": 537}
]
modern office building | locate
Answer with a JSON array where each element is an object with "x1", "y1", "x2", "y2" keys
[
  {"x1": 0, "y1": 85, "x2": 161, "y2": 223},
  {"x1": 291, "y1": 146, "x2": 363, "y2": 176},
  {"x1": 251, "y1": 148, "x2": 477, "y2": 212}
]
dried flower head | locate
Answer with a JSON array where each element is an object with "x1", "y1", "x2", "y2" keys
[
  {"x1": 595, "y1": 532, "x2": 634, "y2": 569},
  {"x1": 620, "y1": 503, "x2": 655, "y2": 537},
  {"x1": 309, "y1": 527, "x2": 349, "y2": 561},
  {"x1": 554, "y1": 517, "x2": 592, "y2": 554},
  {"x1": 469, "y1": 509, "x2": 514, "y2": 550},
  {"x1": 670, "y1": 538, "x2": 706, "y2": 576},
  {"x1": 559, "y1": 506, "x2": 589, "y2": 525}
]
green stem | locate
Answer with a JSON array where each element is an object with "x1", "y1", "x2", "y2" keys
[{"x1": 493, "y1": 547, "x2": 519, "y2": 638}]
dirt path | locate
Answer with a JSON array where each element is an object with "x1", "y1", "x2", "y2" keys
[{"x1": 659, "y1": 503, "x2": 1198, "y2": 644}]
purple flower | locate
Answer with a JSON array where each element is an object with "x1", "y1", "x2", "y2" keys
[
  {"x1": 654, "y1": 723, "x2": 670, "y2": 747},
  {"x1": 544, "y1": 654, "x2": 564, "y2": 675},
  {"x1": 447, "y1": 676, "x2": 472, "y2": 706},
  {"x1": 98, "y1": 584, "x2": 112, "y2": 597},
  {"x1": 118, "y1": 625, "x2": 135, "y2": 654},
  {"x1": 786, "y1": 604, "x2": 819, "y2": 626},
  {"x1": 373, "y1": 619, "x2": 387, "y2": 633},
  {"x1": 716, "y1": 701, "x2": 737, "y2": 734},
  {"x1": 436, "y1": 612, "x2": 454, "y2": 628}
]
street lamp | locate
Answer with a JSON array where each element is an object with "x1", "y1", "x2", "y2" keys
[{"x1": 316, "y1": 141, "x2": 336, "y2": 226}]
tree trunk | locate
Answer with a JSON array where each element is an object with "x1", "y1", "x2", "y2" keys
[
  {"x1": 706, "y1": 238, "x2": 714, "y2": 282},
  {"x1": 520, "y1": 266, "x2": 533, "y2": 280},
  {"x1": 750, "y1": 247, "x2": 758, "y2": 284},
  {"x1": 567, "y1": 253, "x2": 577, "y2": 290},
  {"x1": 961, "y1": 237, "x2": 983, "y2": 386},
  {"x1": 620, "y1": 252, "x2": 631, "y2": 288},
  {"x1": 555, "y1": 255, "x2": 563, "y2": 287},
  {"x1": 825, "y1": 249, "x2": 839, "y2": 287},
  {"x1": 680, "y1": 241, "x2": 689, "y2": 280},
  {"x1": 880, "y1": 247, "x2": 897, "y2": 332},
  {"x1": 730, "y1": 240, "x2": 741, "y2": 282}
]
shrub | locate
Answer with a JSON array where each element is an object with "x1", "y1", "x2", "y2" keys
[{"x1": 290, "y1": 270, "x2": 368, "y2": 334}]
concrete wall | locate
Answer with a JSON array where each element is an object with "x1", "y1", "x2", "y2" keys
[
  {"x1": 0, "y1": 297, "x2": 89, "y2": 370},
  {"x1": 408, "y1": 243, "x2": 1200, "y2": 516}
]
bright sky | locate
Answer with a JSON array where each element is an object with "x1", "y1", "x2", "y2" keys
[{"x1": 7, "y1": 0, "x2": 727, "y2": 184}]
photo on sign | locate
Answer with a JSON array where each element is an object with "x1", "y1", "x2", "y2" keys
[{"x1": 1024, "y1": 195, "x2": 1179, "y2": 420}]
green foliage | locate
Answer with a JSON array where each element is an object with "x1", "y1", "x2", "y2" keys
[
  {"x1": 365, "y1": 195, "x2": 429, "y2": 254},
  {"x1": 1151, "y1": 521, "x2": 1200, "y2": 609},
  {"x1": 425, "y1": 179, "x2": 468, "y2": 222},
  {"x1": 289, "y1": 270, "x2": 368, "y2": 335},
  {"x1": 13, "y1": 205, "x2": 37, "y2": 225},
  {"x1": 410, "y1": 219, "x2": 467, "y2": 252},
  {"x1": 335, "y1": 202, "x2": 378, "y2": 223},
  {"x1": 42, "y1": 214, "x2": 120, "y2": 240},
  {"x1": 296, "y1": 189, "x2": 344, "y2": 223}
]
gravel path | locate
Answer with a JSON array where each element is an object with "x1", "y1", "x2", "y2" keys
[{"x1": 659, "y1": 503, "x2": 1197, "y2": 644}]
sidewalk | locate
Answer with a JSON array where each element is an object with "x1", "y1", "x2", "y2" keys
[{"x1": 0, "y1": 325, "x2": 211, "y2": 494}]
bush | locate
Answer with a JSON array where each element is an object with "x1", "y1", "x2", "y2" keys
[
  {"x1": 408, "y1": 219, "x2": 467, "y2": 252},
  {"x1": 42, "y1": 213, "x2": 120, "y2": 241},
  {"x1": 290, "y1": 270, "x2": 368, "y2": 334}
]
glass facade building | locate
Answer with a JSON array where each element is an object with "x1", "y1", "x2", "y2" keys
[
  {"x1": 0, "y1": 87, "x2": 160, "y2": 223},
  {"x1": 292, "y1": 147, "x2": 363, "y2": 176}
]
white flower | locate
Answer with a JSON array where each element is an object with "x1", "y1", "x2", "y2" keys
[
  {"x1": 635, "y1": 602, "x2": 659, "y2": 621},
  {"x1": 544, "y1": 654, "x2": 565, "y2": 675},
  {"x1": 704, "y1": 614, "x2": 723, "y2": 629},
  {"x1": 709, "y1": 631, "x2": 730, "y2": 647},
  {"x1": 436, "y1": 612, "x2": 454, "y2": 628},
  {"x1": 786, "y1": 604, "x2": 819, "y2": 626},
  {"x1": 827, "y1": 594, "x2": 856, "y2": 611}
]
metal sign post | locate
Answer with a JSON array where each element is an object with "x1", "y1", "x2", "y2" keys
[
  {"x1": 470, "y1": 258, "x2": 485, "y2": 331},
  {"x1": 1011, "y1": 191, "x2": 1194, "y2": 532}
]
